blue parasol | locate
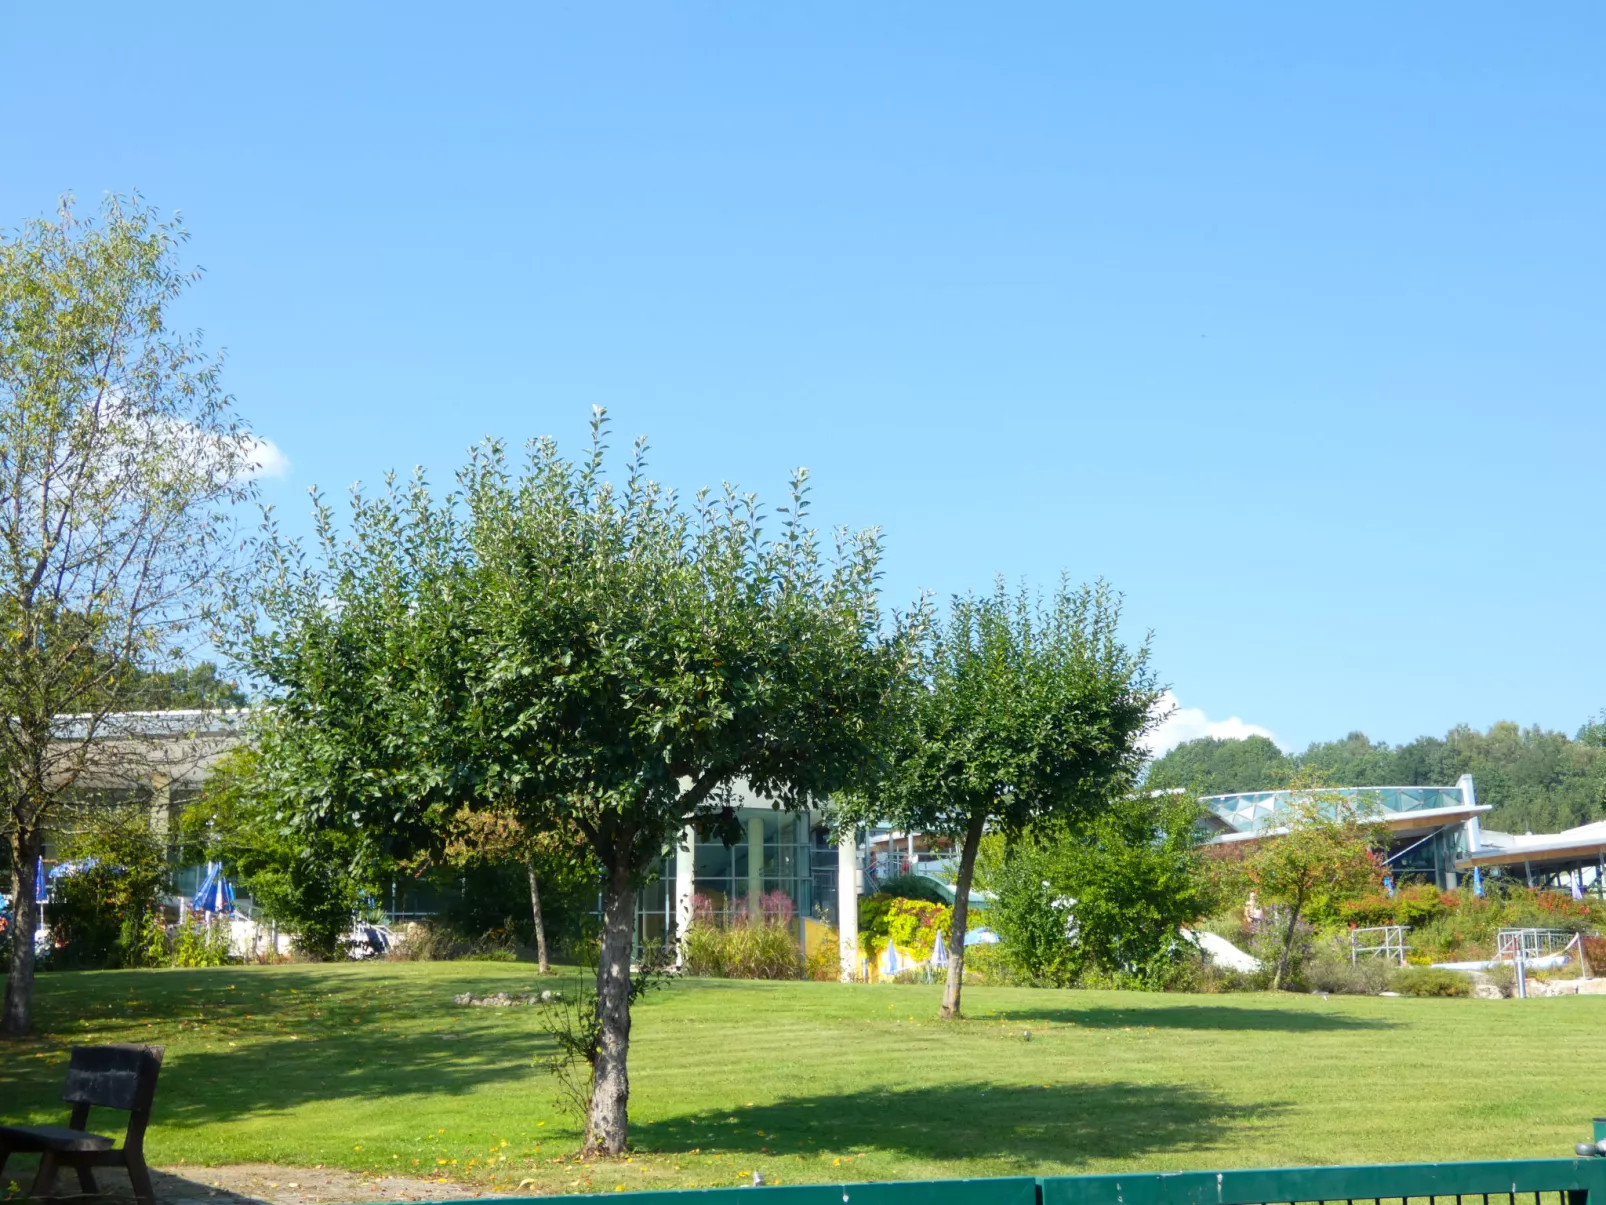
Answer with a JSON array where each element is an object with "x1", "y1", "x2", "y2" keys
[
  {"x1": 191, "y1": 863, "x2": 236, "y2": 914},
  {"x1": 1472, "y1": 865, "x2": 1485, "y2": 898},
  {"x1": 49, "y1": 857, "x2": 99, "y2": 880}
]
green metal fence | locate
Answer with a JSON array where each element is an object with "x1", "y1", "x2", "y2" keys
[{"x1": 476, "y1": 1158, "x2": 1606, "y2": 1205}]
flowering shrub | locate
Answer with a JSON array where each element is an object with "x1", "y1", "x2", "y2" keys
[{"x1": 885, "y1": 899, "x2": 951, "y2": 961}]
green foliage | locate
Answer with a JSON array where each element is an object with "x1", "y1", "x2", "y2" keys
[
  {"x1": 846, "y1": 577, "x2": 1161, "y2": 1014},
  {"x1": 990, "y1": 796, "x2": 1212, "y2": 988},
  {"x1": 990, "y1": 843, "x2": 1077, "y2": 986},
  {"x1": 181, "y1": 745, "x2": 378, "y2": 961},
  {"x1": 1147, "y1": 719, "x2": 1606, "y2": 834},
  {"x1": 1302, "y1": 941, "x2": 1392, "y2": 995},
  {"x1": 0, "y1": 192, "x2": 257, "y2": 1034},
  {"x1": 1145, "y1": 734, "x2": 1290, "y2": 794},
  {"x1": 1243, "y1": 791, "x2": 1384, "y2": 989},
  {"x1": 120, "y1": 661, "x2": 249, "y2": 710},
  {"x1": 230, "y1": 412, "x2": 905, "y2": 1150},
  {"x1": 874, "y1": 872, "x2": 949, "y2": 905},
  {"x1": 168, "y1": 916, "x2": 234, "y2": 968},
  {"x1": 1389, "y1": 966, "x2": 1473, "y2": 997},
  {"x1": 436, "y1": 855, "x2": 597, "y2": 960},
  {"x1": 46, "y1": 808, "x2": 173, "y2": 970}
]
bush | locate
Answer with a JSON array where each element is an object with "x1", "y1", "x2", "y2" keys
[
  {"x1": 1484, "y1": 961, "x2": 1516, "y2": 997},
  {"x1": 1390, "y1": 966, "x2": 1472, "y2": 997},
  {"x1": 1247, "y1": 917, "x2": 1312, "y2": 990},
  {"x1": 803, "y1": 927, "x2": 840, "y2": 981},
  {"x1": 169, "y1": 916, "x2": 234, "y2": 967},
  {"x1": 959, "y1": 942, "x2": 1017, "y2": 985},
  {"x1": 875, "y1": 873, "x2": 949, "y2": 905},
  {"x1": 45, "y1": 811, "x2": 172, "y2": 969},
  {"x1": 681, "y1": 896, "x2": 803, "y2": 980},
  {"x1": 388, "y1": 919, "x2": 473, "y2": 961},
  {"x1": 1303, "y1": 942, "x2": 1392, "y2": 995}
]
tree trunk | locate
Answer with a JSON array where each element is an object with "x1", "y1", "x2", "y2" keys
[
  {"x1": 583, "y1": 858, "x2": 635, "y2": 1156},
  {"x1": 526, "y1": 855, "x2": 550, "y2": 975},
  {"x1": 2, "y1": 822, "x2": 41, "y2": 1036},
  {"x1": 1273, "y1": 890, "x2": 1305, "y2": 991},
  {"x1": 939, "y1": 810, "x2": 987, "y2": 1021}
]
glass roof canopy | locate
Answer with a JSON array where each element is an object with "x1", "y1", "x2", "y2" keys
[{"x1": 1201, "y1": 785, "x2": 1470, "y2": 836}]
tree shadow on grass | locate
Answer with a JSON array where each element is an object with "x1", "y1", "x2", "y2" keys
[
  {"x1": 633, "y1": 1080, "x2": 1283, "y2": 1168},
  {"x1": 4, "y1": 967, "x2": 559, "y2": 1128},
  {"x1": 147, "y1": 1029, "x2": 551, "y2": 1128},
  {"x1": 978, "y1": 1003, "x2": 1389, "y2": 1032}
]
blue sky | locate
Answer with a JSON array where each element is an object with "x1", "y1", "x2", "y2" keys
[{"x1": 4, "y1": 4, "x2": 1603, "y2": 754}]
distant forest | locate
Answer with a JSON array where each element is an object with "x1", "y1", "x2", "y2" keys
[{"x1": 1145, "y1": 718, "x2": 1606, "y2": 836}]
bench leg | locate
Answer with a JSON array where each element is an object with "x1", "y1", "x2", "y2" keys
[
  {"x1": 125, "y1": 1153, "x2": 155, "y2": 1205},
  {"x1": 0, "y1": 1137, "x2": 10, "y2": 1182},
  {"x1": 75, "y1": 1160, "x2": 99, "y2": 1195},
  {"x1": 29, "y1": 1149, "x2": 60, "y2": 1202}
]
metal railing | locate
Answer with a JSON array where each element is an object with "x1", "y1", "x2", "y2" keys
[
  {"x1": 1499, "y1": 929, "x2": 1578, "y2": 960},
  {"x1": 483, "y1": 1156, "x2": 1606, "y2": 1205},
  {"x1": 1351, "y1": 924, "x2": 1410, "y2": 966},
  {"x1": 1044, "y1": 1160, "x2": 1603, "y2": 1205}
]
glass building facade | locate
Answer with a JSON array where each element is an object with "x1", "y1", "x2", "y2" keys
[
  {"x1": 632, "y1": 808, "x2": 845, "y2": 951},
  {"x1": 1201, "y1": 785, "x2": 1470, "y2": 835},
  {"x1": 1200, "y1": 782, "x2": 1481, "y2": 889}
]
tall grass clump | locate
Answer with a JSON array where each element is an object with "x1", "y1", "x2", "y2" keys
[{"x1": 681, "y1": 892, "x2": 803, "y2": 979}]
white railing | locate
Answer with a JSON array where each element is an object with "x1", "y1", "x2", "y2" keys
[{"x1": 1350, "y1": 925, "x2": 1409, "y2": 967}]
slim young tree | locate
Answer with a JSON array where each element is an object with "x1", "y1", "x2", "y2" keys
[
  {"x1": 233, "y1": 412, "x2": 907, "y2": 1154},
  {"x1": 0, "y1": 195, "x2": 258, "y2": 1035},
  {"x1": 1243, "y1": 791, "x2": 1384, "y2": 989},
  {"x1": 846, "y1": 579, "x2": 1161, "y2": 1020}
]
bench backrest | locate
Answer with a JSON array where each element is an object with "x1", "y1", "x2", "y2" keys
[{"x1": 60, "y1": 1044, "x2": 165, "y2": 1115}]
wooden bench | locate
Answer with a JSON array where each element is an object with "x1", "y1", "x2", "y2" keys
[{"x1": 0, "y1": 1043, "x2": 165, "y2": 1205}]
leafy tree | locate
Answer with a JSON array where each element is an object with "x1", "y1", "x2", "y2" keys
[
  {"x1": 46, "y1": 802, "x2": 172, "y2": 969},
  {"x1": 181, "y1": 743, "x2": 379, "y2": 960},
  {"x1": 443, "y1": 805, "x2": 596, "y2": 974},
  {"x1": 991, "y1": 794, "x2": 1210, "y2": 987},
  {"x1": 849, "y1": 579, "x2": 1160, "y2": 1020},
  {"x1": 1145, "y1": 734, "x2": 1289, "y2": 794},
  {"x1": 0, "y1": 195, "x2": 257, "y2": 1034},
  {"x1": 1148, "y1": 720, "x2": 1606, "y2": 836},
  {"x1": 231, "y1": 413, "x2": 905, "y2": 1155},
  {"x1": 121, "y1": 660, "x2": 249, "y2": 710},
  {"x1": 1242, "y1": 791, "x2": 1384, "y2": 989}
]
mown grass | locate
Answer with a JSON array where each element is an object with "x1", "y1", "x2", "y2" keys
[{"x1": 1, "y1": 962, "x2": 1599, "y2": 1195}]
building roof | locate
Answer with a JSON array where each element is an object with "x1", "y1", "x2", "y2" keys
[
  {"x1": 1457, "y1": 820, "x2": 1606, "y2": 871},
  {"x1": 1201, "y1": 781, "x2": 1486, "y2": 844}
]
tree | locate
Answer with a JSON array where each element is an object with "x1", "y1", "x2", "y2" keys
[
  {"x1": 1145, "y1": 734, "x2": 1290, "y2": 795},
  {"x1": 993, "y1": 793, "x2": 1211, "y2": 987},
  {"x1": 443, "y1": 804, "x2": 593, "y2": 974},
  {"x1": 181, "y1": 742, "x2": 381, "y2": 960},
  {"x1": 0, "y1": 195, "x2": 257, "y2": 1035},
  {"x1": 850, "y1": 579, "x2": 1161, "y2": 1020},
  {"x1": 232, "y1": 412, "x2": 905, "y2": 1154},
  {"x1": 1242, "y1": 791, "x2": 1384, "y2": 989},
  {"x1": 122, "y1": 660, "x2": 249, "y2": 710}
]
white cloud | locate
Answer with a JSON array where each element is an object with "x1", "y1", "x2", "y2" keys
[
  {"x1": 243, "y1": 436, "x2": 290, "y2": 479},
  {"x1": 1143, "y1": 691, "x2": 1282, "y2": 757}
]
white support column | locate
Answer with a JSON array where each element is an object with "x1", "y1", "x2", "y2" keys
[
  {"x1": 837, "y1": 825, "x2": 858, "y2": 983},
  {"x1": 673, "y1": 825, "x2": 695, "y2": 964},
  {"x1": 747, "y1": 814, "x2": 765, "y2": 916}
]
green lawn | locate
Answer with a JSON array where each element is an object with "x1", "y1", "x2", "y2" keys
[{"x1": 0, "y1": 962, "x2": 1598, "y2": 1195}]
